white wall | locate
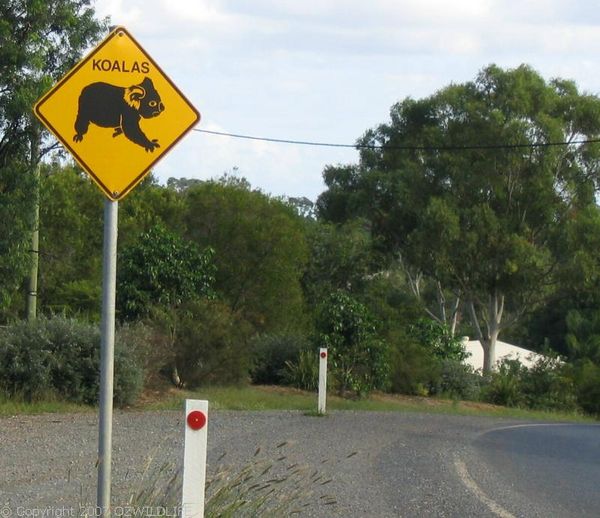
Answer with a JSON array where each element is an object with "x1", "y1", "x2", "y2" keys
[{"x1": 462, "y1": 338, "x2": 544, "y2": 371}]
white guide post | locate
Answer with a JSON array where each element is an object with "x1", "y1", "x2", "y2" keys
[
  {"x1": 318, "y1": 348, "x2": 328, "y2": 414},
  {"x1": 182, "y1": 399, "x2": 209, "y2": 518}
]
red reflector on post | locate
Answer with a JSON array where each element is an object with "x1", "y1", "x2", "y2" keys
[{"x1": 187, "y1": 410, "x2": 207, "y2": 430}]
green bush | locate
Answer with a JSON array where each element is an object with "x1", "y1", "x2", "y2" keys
[
  {"x1": 174, "y1": 299, "x2": 253, "y2": 387},
  {"x1": 316, "y1": 291, "x2": 391, "y2": 396},
  {"x1": 118, "y1": 320, "x2": 171, "y2": 387},
  {"x1": 481, "y1": 356, "x2": 577, "y2": 412},
  {"x1": 391, "y1": 319, "x2": 476, "y2": 398},
  {"x1": 117, "y1": 223, "x2": 216, "y2": 322},
  {"x1": 573, "y1": 361, "x2": 600, "y2": 416},
  {"x1": 250, "y1": 333, "x2": 308, "y2": 385},
  {"x1": 282, "y1": 348, "x2": 319, "y2": 391},
  {"x1": 0, "y1": 316, "x2": 143, "y2": 406},
  {"x1": 430, "y1": 359, "x2": 481, "y2": 400},
  {"x1": 480, "y1": 359, "x2": 525, "y2": 407},
  {"x1": 520, "y1": 356, "x2": 577, "y2": 411},
  {"x1": 113, "y1": 325, "x2": 147, "y2": 406},
  {"x1": 389, "y1": 341, "x2": 440, "y2": 396},
  {"x1": 409, "y1": 319, "x2": 469, "y2": 362}
]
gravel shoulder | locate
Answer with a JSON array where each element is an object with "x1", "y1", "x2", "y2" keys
[{"x1": 0, "y1": 410, "x2": 539, "y2": 516}]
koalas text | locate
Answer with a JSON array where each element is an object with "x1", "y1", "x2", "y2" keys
[{"x1": 91, "y1": 59, "x2": 150, "y2": 74}]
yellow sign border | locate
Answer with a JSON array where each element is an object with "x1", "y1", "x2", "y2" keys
[{"x1": 34, "y1": 26, "x2": 200, "y2": 201}]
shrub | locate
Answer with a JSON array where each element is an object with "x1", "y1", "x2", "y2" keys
[
  {"x1": 118, "y1": 320, "x2": 173, "y2": 388},
  {"x1": 0, "y1": 316, "x2": 143, "y2": 406},
  {"x1": 174, "y1": 299, "x2": 253, "y2": 387},
  {"x1": 430, "y1": 359, "x2": 481, "y2": 400},
  {"x1": 389, "y1": 341, "x2": 440, "y2": 396},
  {"x1": 114, "y1": 327, "x2": 146, "y2": 406},
  {"x1": 315, "y1": 291, "x2": 391, "y2": 396},
  {"x1": 392, "y1": 320, "x2": 476, "y2": 399},
  {"x1": 573, "y1": 361, "x2": 600, "y2": 416},
  {"x1": 480, "y1": 358, "x2": 525, "y2": 407},
  {"x1": 409, "y1": 319, "x2": 469, "y2": 362},
  {"x1": 520, "y1": 356, "x2": 577, "y2": 411},
  {"x1": 282, "y1": 349, "x2": 319, "y2": 391},
  {"x1": 481, "y1": 356, "x2": 577, "y2": 412},
  {"x1": 250, "y1": 333, "x2": 308, "y2": 385},
  {"x1": 117, "y1": 223, "x2": 216, "y2": 322}
]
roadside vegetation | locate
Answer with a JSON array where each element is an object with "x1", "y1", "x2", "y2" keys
[
  {"x1": 3, "y1": 3, "x2": 600, "y2": 422},
  {"x1": 1, "y1": 383, "x2": 594, "y2": 423},
  {"x1": 139, "y1": 385, "x2": 596, "y2": 423}
]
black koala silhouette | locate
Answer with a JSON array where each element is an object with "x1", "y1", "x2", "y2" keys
[{"x1": 73, "y1": 77, "x2": 164, "y2": 152}]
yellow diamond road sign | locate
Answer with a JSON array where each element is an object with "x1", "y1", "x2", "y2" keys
[{"x1": 34, "y1": 26, "x2": 200, "y2": 200}]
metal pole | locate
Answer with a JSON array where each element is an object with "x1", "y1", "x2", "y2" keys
[{"x1": 97, "y1": 199, "x2": 118, "y2": 515}]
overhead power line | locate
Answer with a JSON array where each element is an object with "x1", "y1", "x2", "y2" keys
[
  {"x1": 194, "y1": 128, "x2": 600, "y2": 152},
  {"x1": 194, "y1": 129, "x2": 358, "y2": 149}
]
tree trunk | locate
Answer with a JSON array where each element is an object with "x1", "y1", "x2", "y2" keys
[
  {"x1": 449, "y1": 295, "x2": 461, "y2": 336},
  {"x1": 467, "y1": 292, "x2": 504, "y2": 373},
  {"x1": 481, "y1": 330, "x2": 499, "y2": 373},
  {"x1": 26, "y1": 133, "x2": 41, "y2": 321},
  {"x1": 26, "y1": 199, "x2": 39, "y2": 320}
]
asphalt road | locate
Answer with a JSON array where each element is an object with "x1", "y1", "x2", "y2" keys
[
  {"x1": 467, "y1": 423, "x2": 600, "y2": 518},
  {"x1": 0, "y1": 411, "x2": 598, "y2": 517}
]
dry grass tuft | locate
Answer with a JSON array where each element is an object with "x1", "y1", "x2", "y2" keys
[{"x1": 123, "y1": 440, "x2": 340, "y2": 517}]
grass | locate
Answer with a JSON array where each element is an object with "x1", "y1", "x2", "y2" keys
[
  {"x1": 141, "y1": 385, "x2": 317, "y2": 412},
  {"x1": 0, "y1": 394, "x2": 93, "y2": 416},
  {"x1": 124, "y1": 440, "x2": 339, "y2": 517},
  {"x1": 0, "y1": 385, "x2": 595, "y2": 422},
  {"x1": 203, "y1": 442, "x2": 338, "y2": 516},
  {"x1": 136, "y1": 384, "x2": 596, "y2": 423}
]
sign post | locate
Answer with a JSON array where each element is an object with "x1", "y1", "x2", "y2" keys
[
  {"x1": 318, "y1": 348, "x2": 328, "y2": 414},
  {"x1": 97, "y1": 199, "x2": 118, "y2": 512},
  {"x1": 33, "y1": 26, "x2": 201, "y2": 515}
]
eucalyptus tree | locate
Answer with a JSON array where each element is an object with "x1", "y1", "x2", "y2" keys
[{"x1": 318, "y1": 65, "x2": 600, "y2": 371}]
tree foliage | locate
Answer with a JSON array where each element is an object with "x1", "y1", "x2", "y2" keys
[
  {"x1": 0, "y1": 160, "x2": 36, "y2": 319},
  {"x1": 183, "y1": 177, "x2": 309, "y2": 333},
  {"x1": 316, "y1": 291, "x2": 390, "y2": 396},
  {"x1": 38, "y1": 169, "x2": 186, "y2": 319},
  {"x1": 318, "y1": 64, "x2": 600, "y2": 371},
  {"x1": 0, "y1": 0, "x2": 106, "y2": 162},
  {"x1": 119, "y1": 175, "x2": 187, "y2": 247},
  {"x1": 409, "y1": 318, "x2": 468, "y2": 362},
  {"x1": 38, "y1": 163, "x2": 103, "y2": 317},
  {"x1": 173, "y1": 299, "x2": 253, "y2": 387},
  {"x1": 117, "y1": 223, "x2": 216, "y2": 321},
  {"x1": 510, "y1": 203, "x2": 600, "y2": 357},
  {"x1": 302, "y1": 219, "x2": 374, "y2": 305},
  {"x1": 0, "y1": 1, "x2": 106, "y2": 321}
]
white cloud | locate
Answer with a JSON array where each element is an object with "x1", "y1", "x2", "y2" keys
[{"x1": 88, "y1": 0, "x2": 600, "y2": 200}]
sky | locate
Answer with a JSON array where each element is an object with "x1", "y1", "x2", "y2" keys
[{"x1": 91, "y1": 0, "x2": 600, "y2": 201}]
